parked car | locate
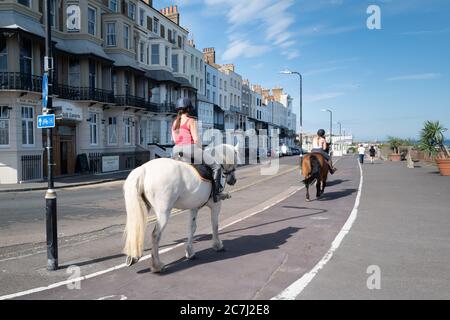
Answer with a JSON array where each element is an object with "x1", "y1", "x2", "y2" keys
[{"x1": 291, "y1": 147, "x2": 301, "y2": 155}]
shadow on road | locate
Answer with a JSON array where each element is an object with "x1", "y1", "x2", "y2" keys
[
  {"x1": 325, "y1": 179, "x2": 350, "y2": 187},
  {"x1": 137, "y1": 226, "x2": 302, "y2": 275},
  {"x1": 318, "y1": 188, "x2": 357, "y2": 201}
]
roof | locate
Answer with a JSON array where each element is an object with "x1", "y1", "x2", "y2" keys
[
  {"x1": 107, "y1": 53, "x2": 146, "y2": 73},
  {"x1": 54, "y1": 39, "x2": 113, "y2": 62},
  {"x1": 174, "y1": 76, "x2": 194, "y2": 88},
  {"x1": 0, "y1": 11, "x2": 45, "y2": 38},
  {"x1": 145, "y1": 69, "x2": 177, "y2": 83}
]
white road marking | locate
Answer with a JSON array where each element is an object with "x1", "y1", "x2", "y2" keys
[
  {"x1": 97, "y1": 295, "x2": 128, "y2": 300},
  {"x1": 272, "y1": 159, "x2": 363, "y2": 300}
]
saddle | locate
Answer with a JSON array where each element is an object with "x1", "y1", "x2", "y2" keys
[{"x1": 175, "y1": 151, "x2": 213, "y2": 182}]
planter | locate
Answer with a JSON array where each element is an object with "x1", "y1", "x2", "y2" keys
[
  {"x1": 389, "y1": 154, "x2": 402, "y2": 162},
  {"x1": 436, "y1": 158, "x2": 450, "y2": 176}
]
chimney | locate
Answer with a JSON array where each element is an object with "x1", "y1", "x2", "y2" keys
[
  {"x1": 222, "y1": 64, "x2": 235, "y2": 72},
  {"x1": 252, "y1": 84, "x2": 262, "y2": 94},
  {"x1": 261, "y1": 88, "x2": 271, "y2": 99},
  {"x1": 187, "y1": 39, "x2": 195, "y2": 47},
  {"x1": 272, "y1": 87, "x2": 283, "y2": 102},
  {"x1": 160, "y1": 5, "x2": 180, "y2": 25},
  {"x1": 203, "y1": 47, "x2": 216, "y2": 65},
  {"x1": 142, "y1": 0, "x2": 153, "y2": 7}
]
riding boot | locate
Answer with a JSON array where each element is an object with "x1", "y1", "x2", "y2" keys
[
  {"x1": 211, "y1": 164, "x2": 222, "y2": 202},
  {"x1": 328, "y1": 161, "x2": 337, "y2": 174}
]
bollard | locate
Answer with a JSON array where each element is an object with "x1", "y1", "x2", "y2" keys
[{"x1": 407, "y1": 147, "x2": 414, "y2": 169}]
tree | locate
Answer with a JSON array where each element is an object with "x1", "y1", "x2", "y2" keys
[{"x1": 419, "y1": 121, "x2": 449, "y2": 159}]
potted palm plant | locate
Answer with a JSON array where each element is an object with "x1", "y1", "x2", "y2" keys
[
  {"x1": 419, "y1": 121, "x2": 450, "y2": 176},
  {"x1": 388, "y1": 136, "x2": 402, "y2": 161}
]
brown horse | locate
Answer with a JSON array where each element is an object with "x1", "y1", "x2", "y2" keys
[{"x1": 301, "y1": 152, "x2": 329, "y2": 201}]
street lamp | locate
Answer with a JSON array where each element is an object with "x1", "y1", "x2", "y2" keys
[
  {"x1": 337, "y1": 121, "x2": 342, "y2": 153},
  {"x1": 279, "y1": 70, "x2": 303, "y2": 159},
  {"x1": 321, "y1": 108, "x2": 333, "y2": 155}
]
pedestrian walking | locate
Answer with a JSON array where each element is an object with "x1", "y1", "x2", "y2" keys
[
  {"x1": 358, "y1": 144, "x2": 365, "y2": 164},
  {"x1": 369, "y1": 145, "x2": 376, "y2": 164}
]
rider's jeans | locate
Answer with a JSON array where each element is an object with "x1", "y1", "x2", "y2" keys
[
  {"x1": 172, "y1": 144, "x2": 219, "y2": 168},
  {"x1": 311, "y1": 148, "x2": 330, "y2": 161}
]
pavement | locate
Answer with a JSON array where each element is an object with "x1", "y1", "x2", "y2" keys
[
  {"x1": 0, "y1": 171, "x2": 132, "y2": 193},
  {"x1": 298, "y1": 159, "x2": 450, "y2": 300}
]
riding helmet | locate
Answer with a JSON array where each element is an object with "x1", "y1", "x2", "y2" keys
[
  {"x1": 317, "y1": 129, "x2": 326, "y2": 137},
  {"x1": 176, "y1": 97, "x2": 193, "y2": 111}
]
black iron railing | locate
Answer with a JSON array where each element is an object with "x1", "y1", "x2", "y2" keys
[
  {"x1": 88, "y1": 151, "x2": 150, "y2": 174},
  {"x1": 114, "y1": 95, "x2": 146, "y2": 108},
  {"x1": 21, "y1": 154, "x2": 42, "y2": 181},
  {"x1": 0, "y1": 72, "x2": 42, "y2": 92},
  {"x1": 54, "y1": 85, "x2": 115, "y2": 103}
]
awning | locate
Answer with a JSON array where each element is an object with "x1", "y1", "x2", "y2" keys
[
  {"x1": 54, "y1": 39, "x2": 113, "y2": 62},
  {"x1": 174, "y1": 76, "x2": 194, "y2": 88},
  {"x1": 145, "y1": 69, "x2": 177, "y2": 83},
  {"x1": 107, "y1": 53, "x2": 146, "y2": 73},
  {"x1": 0, "y1": 11, "x2": 45, "y2": 38}
]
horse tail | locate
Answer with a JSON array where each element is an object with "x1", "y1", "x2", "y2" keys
[
  {"x1": 303, "y1": 155, "x2": 321, "y2": 184},
  {"x1": 123, "y1": 165, "x2": 148, "y2": 260}
]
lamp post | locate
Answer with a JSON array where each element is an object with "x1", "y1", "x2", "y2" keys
[
  {"x1": 321, "y1": 108, "x2": 333, "y2": 156},
  {"x1": 280, "y1": 70, "x2": 302, "y2": 160},
  {"x1": 337, "y1": 121, "x2": 342, "y2": 154},
  {"x1": 44, "y1": 0, "x2": 57, "y2": 271}
]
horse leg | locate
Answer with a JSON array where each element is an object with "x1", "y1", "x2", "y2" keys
[
  {"x1": 185, "y1": 209, "x2": 199, "y2": 260},
  {"x1": 305, "y1": 181, "x2": 311, "y2": 202},
  {"x1": 209, "y1": 201, "x2": 225, "y2": 252},
  {"x1": 316, "y1": 179, "x2": 322, "y2": 199},
  {"x1": 151, "y1": 209, "x2": 170, "y2": 273}
]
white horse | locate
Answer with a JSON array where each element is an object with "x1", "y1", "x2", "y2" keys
[{"x1": 123, "y1": 143, "x2": 239, "y2": 273}]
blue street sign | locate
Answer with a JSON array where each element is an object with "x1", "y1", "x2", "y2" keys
[
  {"x1": 37, "y1": 114, "x2": 55, "y2": 129},
  {"x1": 42, "y1": 73, "x2": 48, "y2": 110}
]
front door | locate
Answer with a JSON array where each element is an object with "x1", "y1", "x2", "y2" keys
[{"x1": 43, "y1": 124, "x2": 77, "y2": 177}]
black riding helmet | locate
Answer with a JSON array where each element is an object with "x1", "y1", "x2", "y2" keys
[
  {"x1": 176, "y1": 97, "x2": 193, "y2": 112},
  {"x1": 317, "y1": 129, "x2": 326, "y2": 137}
]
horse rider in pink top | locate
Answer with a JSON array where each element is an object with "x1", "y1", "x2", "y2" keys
[{"x1": 171, "y1": 97, "x2": 223, "y2": 202}]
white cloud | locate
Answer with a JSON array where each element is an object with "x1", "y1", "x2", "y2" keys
[
  {"x1": 222, "y1": 40, "x2": 271, "y2": 61},
  {"x1": 304, "y1": 92, "x2": 345, "y2": 103},
  {"x1": 387, "y1": 73, "x2": 441, "y2": 81}
]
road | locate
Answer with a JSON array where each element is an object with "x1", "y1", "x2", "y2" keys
[{"x1": 0, "y1": 155, "x2": 360, "y2": 299}]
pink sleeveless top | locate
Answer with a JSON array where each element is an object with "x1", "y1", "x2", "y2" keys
[{"x1": 174, "y1": 118, "x2": 194, "y2": 145}]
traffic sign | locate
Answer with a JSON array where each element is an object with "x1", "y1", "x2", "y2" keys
[
  {"x1": 37, "y1": 114, "x2": 55, "y2": 129},
  {"x1": 42, "y1": 73, "x2": 48, "y2": 111}
]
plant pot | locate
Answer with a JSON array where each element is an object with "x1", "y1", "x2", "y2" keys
[
  {"x1": 436, "y1": 158, "x2": 450, "y2": 176},
  {"x1": 389, "y1": 154, "x2": 402, "y2": 162}
]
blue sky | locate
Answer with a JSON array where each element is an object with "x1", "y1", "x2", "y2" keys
[{"x1": 156, "y1": 0, "x2": 450, "y2": 141}]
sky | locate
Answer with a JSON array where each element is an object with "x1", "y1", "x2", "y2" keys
[{"x1": 155, "y1": 0, "x2": 450, "y2": 141}]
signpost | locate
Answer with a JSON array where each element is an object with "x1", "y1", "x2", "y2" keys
[
  {"x1": 37, "y1": 114, "x2": 55, "y2": 129},
  {"x1": 42, "y1": 73, "x2": 48, "y2": 111}
]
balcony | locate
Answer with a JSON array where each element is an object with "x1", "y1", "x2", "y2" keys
[
  {"x1": 144, "y1": 101, "x2": 176, "y2": 114},
  {"x1": 0, "y1": 72, "x2": 42, "y2": 93},
  {"x1": 54, "y1": 85, "x2": 115, "y2": 103},
  {"x1": 114, "y1": 95, "x2": 146, "y2": 108},
  {"x1": 230, "y1": 105, "x2": 241, "y2": 113}
]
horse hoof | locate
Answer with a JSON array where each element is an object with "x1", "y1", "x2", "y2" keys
[
  {"x1": 150, "y1": 264, "x2": 165, "y2": 273},
  {"x1": 185, "y1": 251, "x2": 196, "y2": 260},
  {"x1": 125, "y1": 256, "x2": 139, "y2": 267},
  {"x1": 306, "y1": 198, "x2": 311, "y2": 202},
  {"x1": 214, "y1": 246, "x2": 226, "y2": 252}
]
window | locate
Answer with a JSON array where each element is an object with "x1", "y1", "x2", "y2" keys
[
  {"x1": 20, "y1": 38, "x2": 32, "y2": 75},
  {"x1": 123, "y1": 24, "x2": 130, "y2": 49},
  {"x1": 107, "y1": 117, "x2": 117, "y2": 145},
  {"x1": 183, "y1": 56, "x2": 187, "y2": 73},
  {"x1": 219, "y1": 79, "x2": 222, "y2": 89},
  {"x1": 88, "y1": 7, "x2": 96, "y2": 36},
  {"x1": 111, "y1": 71, "x2": 117, "y2": 95},
  {"x1": 124, "y1": 73, "x2": 131, "y2": 95},
  {"x1": 0, "y1": 106, "x2": 9, "y2": 145},
  {"x1": 139, "y1": 8, "x2": 145, "y2": 26},
  {"x1": 89, "y1": 112, "x2": 98, "y2": 145},
  {"x1": 160, "y1": 25, "x2": 165, "y2": 38},
  {"x1": 0, "y1": 38, "x2": 7, "y2": 72},
  {"x1": 196, "y1": 77, "x2": 199, "y2": 90},
  {"x1": 69, "y1": 58, "x2": 80, "y2": 87},
  {"x1": 106, "y1": 22, "x2": 116, "y2": 46},
  {"x1": 200, "y1": 60, "x2": 203, "y2": 71},
  {"x1": 213, "y1": 75, "x2": 216, "y2": 87},
  {"x1": 124, "y1": 117, "x2": 132, "y2": 145},
  {"x1": 109, "y1": 0, "x2": 118, "y2": 12},
  {"x1": 153, "y1": 18, "x2": 159, "y2": 34},
  {"x1": 146, "y1": 45, "x2": 149, "y2": 65},
  {"x1": 140, "y1": 42, "x2": 145, "y2": 63},
  {"x1": 206, "y1": 72, "x2": 210, "y2": 85},
  {"x1": 50, "y1": 0, "x2": 56, "y2": 27},
  {"x1": 224, "y1": 81, "x2": 227, "y2": 91},
  {"x1": 171, "y1": 54, "x2": 178, "y2": 72},
  {"x1": 150, "y1": 120, "x2": 160, "y2": 143},
  {"x1": 191, "y1": 75, "x2": 194, "y2": 86},
  {"x1": 191, "y1": 56, "x2": 194, "y2": 69},
  {"x1": 165, "y1": 46, "x2": 169, "y2": 66},
  {"x1": 206, "y1": 89, "x2": 210, "y2": 101},
  {"x1": 213, "y1": 92, "x2": 216, "y2": 104},
  {"x1": 89, "y1": 61, "x2": 96, "y2": 89},
  {"x1": 18, "y1": 0, "x2": 31, "y2": 7},
  {"x1": 128, "y1": 2, "x2": 136, "y2": 20},
  {"x1": 200, "y1": 79, "x2": 203, "y2": 92},
  {"x1": 224, "y1": 95, "x2": 227, "y2": 108},
  {"x1": 195, "y1": 57, "x2": 199, "y2": 70},
  {"x1": 219, "y1": 94, "x2": 222, "y2": 107},
  {"x1": 21, "y1": 106, "x2": 34, "y2": 146},
  {"x1": 151, "y1": 44, "x2": 159, "y2": 65}
]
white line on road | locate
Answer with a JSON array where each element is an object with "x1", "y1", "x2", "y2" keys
[{"x1": 272, "y1": 159, "x2": 363, "y2": 300}]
